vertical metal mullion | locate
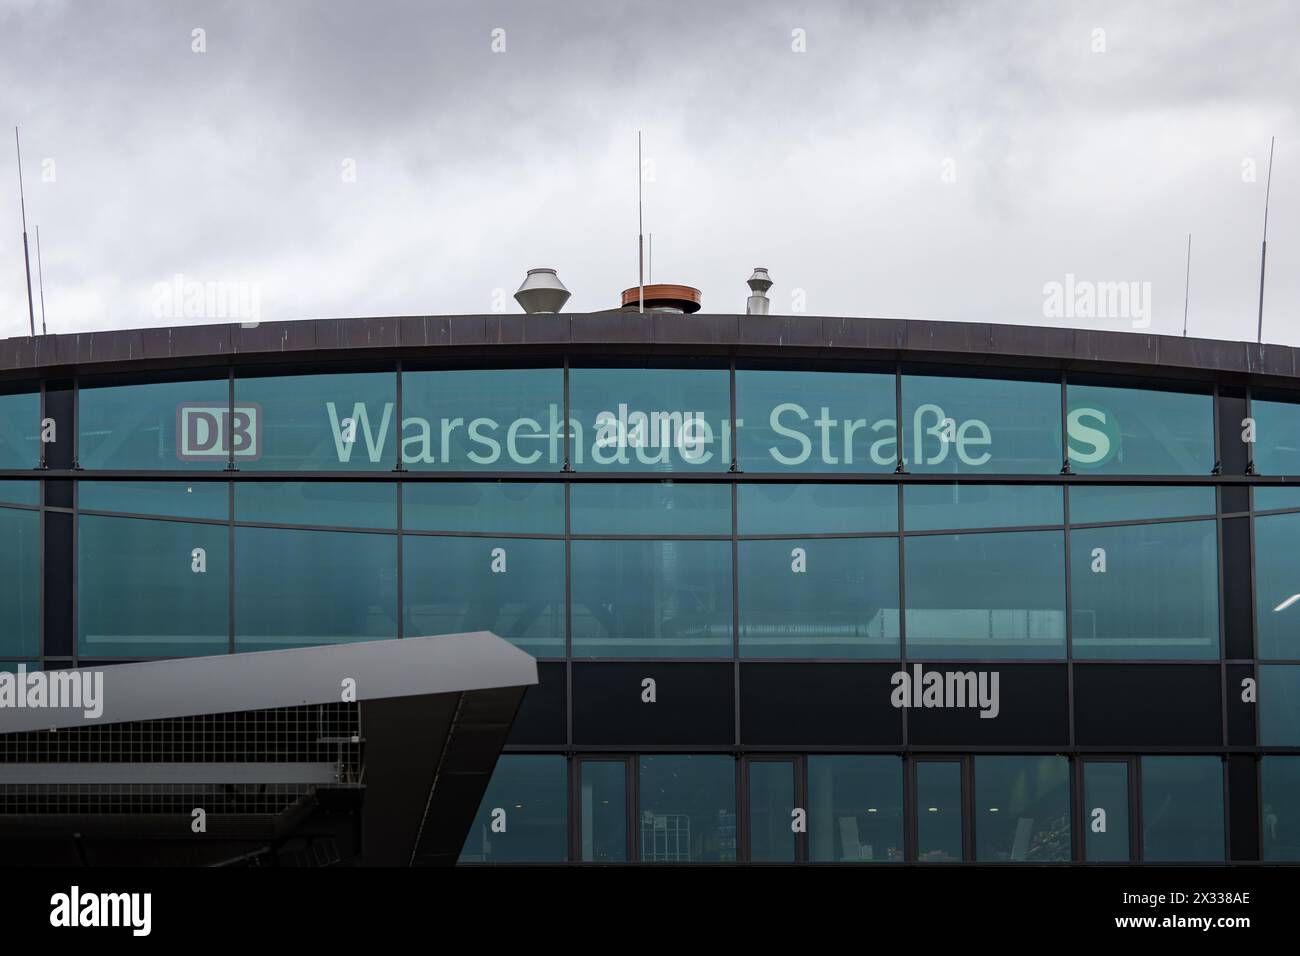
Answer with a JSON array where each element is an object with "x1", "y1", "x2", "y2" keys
[
  {"x1": 38, "y1": 379, "x2": 46, "y2": 662},
  {"x1": 629, "y1": 753, "x2": 639, "y2": 863},
  {"x1": 795, "y1": 753, "x2": 807, "y2": 864},
  {"x1": 227, "y1": 367, "x2": 236, "y2": 655},
  {"x1": 962, "y1": 755, "x2": 975, "y2": 862},
  {"x1": 1131, "y1": 755, "x2": 1143, "y2": 862},
  {"x1": 737, "y1": 755, "x2": 748, "y2": 863},
  {"x1": 904, "y1": 756, "x2": 917, "y2": 863}
]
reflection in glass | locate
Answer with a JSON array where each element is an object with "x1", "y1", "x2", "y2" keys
[
  {"x1": 403, "y1": 535, "x2": 564, "y2": 656},
  {"x1": 739, "y1": 537, "x2": 899, "y2": 658},
  {"x1": 236, "y1": 482, "x2": 396, "y2": 529},
  {"x1": 0, "y1": 480, "x2": 40, "y2": 507},
  {"x1": 1067, "y1": 383, "x2": 1213, "y2": 475},
  {"x1": 460, "y1": 755, "x2": 568, "y2": 863},
  {"x1": 78, "y1": 515, "x2": 228, "y2": 658},
  {"x1": 1260, "y1": 666, "x2": 1300, "y2": 746},
  {"x1": 571, "y1": 482, "x2": 730, "y2": 536},
  {"x1": 0, "y1": 507, "x2": 40, "y2": 657},
  {"x1": 0, "y1": 390, "x2": 39, "y2": 469},
  {"x1": 808, "y1": 756, "x2": 904, "y2": 862},
  {"x1": 1084, "y1": 762, "x2": 1130, "y2": 861},
  {"x1": 403, "y1": 482, "x2": 564, "y2": 535},
  {"x1": 737, "y1": 483, "x2": 897, "y2": 535},
  {"x1": 974, "y1": 756, "x2": 1071, "y2": 862},
  {"x1": 580, "y1": 760, "x2": 627, "y2": 863},
  {"x1": 904, "y1": 530, "x2": 1066, "y2": 659},
  {"x1": 1262, "y1": 757, "x2": 1300, "y2": 862},
  {"x1": 80, "y1": 481, "x2": 229, "y2": 520},
  {"x1": 637, "y1": 755, "x2": 736, "y2": 863},
  {"x1": 1255, "y1": 511, "x2": 1300, "y2": 658},
  {"x1": 1141, "y1": 756, "x2": 1224, "y2": 862},
  {"x1": 79, "y1": 376, "x2": 228, "y2": 470},
  {"x1": 916, "y1": 761, "x2": 963, "y2": 862},
  {"x1": 904, "y1": 484, "x2": 1062, "y2": 531},
  {"x1": 571, "y1": 540, "x2": 732, "y2": 657},
  {"x1": 748, "y1": 761, "x2": 796, "y2": 862},
  {"x1": 1251, "y1": 399, "x2": 1300, "y2": 476},
  {"x1": 1069, "y1": 485, "x2": 1216, "y2": 524},
  {"x1": 1070, "y1": 520, "x2": 1219, "y2": 659}
]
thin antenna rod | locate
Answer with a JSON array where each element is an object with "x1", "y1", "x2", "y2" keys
[
  {"x1": 14, "y1": 127, "x2": 36, "y2": 337},
  {"x1": 637, "y1": 131, "x2": 644, "y2": 314},
  {"x1": 1257, "y1": 135, "x2": 1275, "y2": 344},
  {"x1": 1182, "y1": 233, "x2": 1191, "y2": 337},
  {"x1": 649, "y1": 232, "x2": 653, "y2": 284},
  {"x1": 36, "y1": 225, "x2": 47, "y2": 335}
]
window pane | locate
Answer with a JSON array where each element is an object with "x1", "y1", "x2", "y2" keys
[
  {"x1": 974, "y1": 756, "x2": 1071, "y2": 862},
  {"x1": 568, "y1": 366, "x2": 731, "y2": 473},
  {"x1": 571, "y1": 540, "x2": 732, "y2": 657},
  {"x1": 0, "y1": 389, "x2": 39, "y2": 469},
  {"x1": 902, "y1": 373, "x2": 1061, "y2": 474},
  {"x1": 735, "y1": 369, "x2": 896, "y2": 472},
  {"x1": 571, "y1": 482, "x2": 730, "y2": 536},
  {"x1": 1254, "y1": 512, "x2": 1300, "y2": 658},
  {"x1": 1070, "y1": 520, "x2": 1219, "y2": 659},
  {"x1": 0, "y1": 480, "x2": 39, "y2": 506},
  {"x1": 916, "y1": 761, "x2": 964, "y2": 862},
  {"x1": 460, "y1": 755, "x2": 568, "y2": 863},
  {"x1": 737, "y1": 483, "x2": 897, "y2": 535},
  {"x1": 638, "y1": 755, "x2": 736, "y2": 863},
  {"x1": 1083, "y1": 762, "x2": 1130, "y2": 861},
  {"x1": 403, "y1": 536, "x2": 564, "y2": 656},
  {"x1": 904, "y1": 484, "x2": 1062, "y2": 531},
  {"x1": 808, "y1": 756, "x2": 904, "y2": 862},
  {"x1": 1252, "y1": 398, "x2": 1300, "y2": 475},
  {"x1": 0, "y1": 507, "x2": 40, "y2": 657},
  {"x1": 739, "y1": 537, "x2": 899, "y2": 658},
  {"x1": 402, "y1": 367, "x2": 563, "y2": 471},
  {"x1": 1068, "y1": 485, "x2": 1216, "y2": 524},
  {"x1": 904, "y1": 530, "x2": 1066, "y2": 659},
  {"x1": 579, "y1": 760, "x2": 627, "y2": 863},
  {"x1": 403, "y1": 482, "x2": 563, "y2": 535},
  {"x1": 1262, "y1": 757, "x2": 1300, "y2": 862},
  {"x1": 235, "y1": 482, "x2": 395, "y2": 529},
  {"x1": 1067, "y1": 383, "x2": 1213, "y2": 475},
  {"x1": 79, "y1": 481, "x2": 229, "y2": 520},
  {"x1": 748, "y1": 761, "x2": 796, "y2": 862},
  {"x1": 1140, "y1": 756, "x2": 1224, "y2": 862},
  {"x1": 1254, "y1": 486, "x2": 1300, "y2": 513},
  {"x1": 235, "y1": 527, "x2": 395, "y2": 650},
  {"x1": 1260, "y1": 666, "x2": 1300, "y2": 745},
  {"x1": 79, "y1": 374, "x2": 229, "y2": 470},
  {"x1": 235, "y1": 370, "x2": 396, "y2": 471},
  {"x1": 78, "y1": 514, "x2": 228, "y2": 658}
]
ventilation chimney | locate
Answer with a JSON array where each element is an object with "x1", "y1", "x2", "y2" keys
[
  {"x1": 514, "y1": 268, "x2": 571, "y2": 313},
  {"x1": 746, "y1": 268, "x2": 773, "y2": 316}
]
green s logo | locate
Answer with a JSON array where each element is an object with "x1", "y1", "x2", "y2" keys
[{"x1": 1067, "y1": 406, "x2": 1119, "y2": 467}]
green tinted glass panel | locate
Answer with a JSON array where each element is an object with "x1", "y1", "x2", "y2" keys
[
  {"x1": 459, "y1": 755, "x2": 568, "y2": 863},
  {"x1": 0, "y1": 480, "x2": 39, "y2": 506},
  {"x1": 638, "y1": 755, "x2": 736, "y2": 863},
  {"x1": 403, "y1": 536, "x2": 564, "y2": 657},
  {"x1": 235, "y1": 527, "x2": 395, "y2": 650},
  {"x1": 1254, "y1": 511, "x2": 1300, "y2": 658},
  {"x1": 737, "y1": 483, "x2": 897, "y2": 535},
  {"x1": 1070, "y1": 520, "x2": 1219, "y2": 659},
  {"x1": 1254, "y1": 486, "x2": 1300, "y2": 513},
  {"x1": 974, "y1": 756, "x2": 1071, "y2": 862},
  {"x1": 77, "y1": 515, "x2": 228, "y2": 657},
  {"x1": 79, "y1": 481, "x2": 229, "y2": 520},
  {"x1": 902, "y1": 374, "x2": 1061, "y2": 474},
  {"x1": 904, "y1": 530, "x2": 1065, "y2": 659},
  {"x1": 1261, "y1": 757, "x2": 1300, "y2": 862},
  {"x1": 571, "y1": 482, "x2": 730, "y2": 536},
  {"x1": 904, "y1": 484, "x2": 1062, "y2": 530},
  {"x1": 235, "y1": 371, "x2": 396, "y2": 471},
  {"x1": 236, "y1": 482, "x2": 395, "y2": 529},
  {"x1": 1140, "y1": 756, "x2": 1224, "y2": 862},
  {"x1": 0, "y1": 390, "x2": 39, "y2": 469},
  {"x1": 79, "y1": 376, "x2": 228, "y2": 470},
  {"x1": 0, "y1": 507, "x2": 40, "y2": 657},
  {"x1": 1083, "y1": 762, "x2": 1130, "y2": 861},
  {"x1": 1261, "y1": 666, "x2": 1300, "y2": 746},
  {"x1": 749, "y1": 761, "x2": 796, "y2": 863},
  {"x1": 1252, "y1": 399, "x2": 1300, "y2": 475},
  {"x1": 1067, "y1": 383, "x2": 1213, "y2": 475},
  {"x1": 571, "y1": 539, "x2": 732, "y2": 657},
  {"x1": 1069, "y1": 485, "x2": 1216, "y2": 524},
  {"x1": 403, "y1": 482, "x2": 563, "y2": 535},
  {"x1": 401, "y1": 367, "x2": 563, "y2": 471},
  {"x1": 739, "y1": 537, "x2": 899, "y2": 658},
  {"x1": 916, "y1": 762, "x2": 963, "y2": 862},
  {"x1": 808, "y1": 756, "x2": 904, "y2": 862},
  {"x1": 579, "y1": 760, "x2": 627, "y2": 863},
  {"x1": 568, "y1": 367, "x2": 730, "y2": 472},
  {"x1": 735, "y1": 369, "x2": 896, "y2": 472}
]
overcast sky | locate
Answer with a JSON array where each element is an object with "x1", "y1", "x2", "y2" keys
[{"x1": 0, "y1": 0, "x2": 1296, "y2": 344}]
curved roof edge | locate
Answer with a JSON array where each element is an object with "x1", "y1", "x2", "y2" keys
[{"x1": 3, "y1": 313, "x2": 1298, "y2": 383}]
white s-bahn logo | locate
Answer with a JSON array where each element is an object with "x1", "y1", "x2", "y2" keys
[{"x1": 1067, "y1": 405, "x2": 1118, "y2": 467}]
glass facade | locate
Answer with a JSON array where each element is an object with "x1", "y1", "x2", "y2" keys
[{"x1": 2, "y1": 356, "x2": 1291, "y2": 865}]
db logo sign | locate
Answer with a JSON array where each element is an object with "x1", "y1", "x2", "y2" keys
[{"x1": 176, "y1": 404, "x2": 261, "y2": 461}]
